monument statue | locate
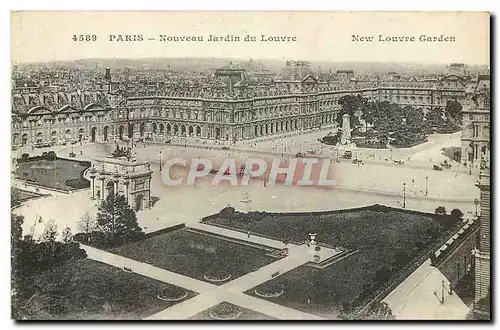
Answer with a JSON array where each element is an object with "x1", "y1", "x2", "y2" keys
[{"x1": 340, "y1": 113, "x2": 352, "y2": 145}]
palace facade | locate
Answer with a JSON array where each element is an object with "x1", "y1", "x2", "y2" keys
[
  {"x1": 11, "y1": 62, "x2": 474, "y2": 147},
  {"x1": 460, "y1": 74, "x2": 491, "y2": 167}
]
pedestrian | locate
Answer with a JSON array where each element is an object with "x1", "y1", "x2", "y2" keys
[
  {"x1": 80, "y1": 151, "x2": 83, "y2": 155},
  {"x1": 247, "y1": 231, "x2": 251, "y2": 238}
]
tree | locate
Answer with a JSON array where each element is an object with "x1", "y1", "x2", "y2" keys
[
  {"x1": 337, "y1": 95, "x2": 366, "y2": 128},
  {"x1": 11, "y1": 212, "x2": 87, "y2": 320},
  {"x1": 96, "y1": 193, "x2": 144, "y2": 246},
  {"x1": 435, "y1": 206, "x2": 447, "y2": 216},
  {"x1": 445, "y1": 100, "x2": 463, "y2": 125},
  {"x1": 77, "y1": 212, "x2": 97, "y2": 235},
  {"x1": 450, "y1": 209, "x2": 464, "y2": 220},
  {"x1": 12, "y1": 213, "x2": 24, "y2": 245},
  {"x1": 39, "y1": 219, "x2": 58, "y2": 243},
  {"x1": 61, "y1": 227, "x2": 73, "y2": 243},
  {"x1": 46, "y1": 151, "x2": 57, "y2": 161},
  {"x1": 363, "y1": 301, "x2": 395, "y2": 320}
]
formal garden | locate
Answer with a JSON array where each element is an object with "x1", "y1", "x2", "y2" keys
[
  {"x1": 16, "y1": 258, "x2": 194, "y2": 320},
  {"x1": 319, "y1": 95, "x2": 462, "y2": 149},
  {"x1": 205, "y1": 204, "x2": 464, "y2": 318},
  {"x1": 15, "y1": 151, "x2": 90, "y2": 191},
  {"x1": 110, "y1": 228, "x2": 278, "y2": 285}
]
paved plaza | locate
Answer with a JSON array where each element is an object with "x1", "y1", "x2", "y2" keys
[
  {"x1": 11, "y1": 130, "x2": 480, "y2": 319},
  {"x1": 13, "y1": 130, "x2": 479, "y2": 239}
]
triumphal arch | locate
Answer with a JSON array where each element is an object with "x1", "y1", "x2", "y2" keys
[{"x1": 89, "y1": 155, "x2": 153, "y2": 212}]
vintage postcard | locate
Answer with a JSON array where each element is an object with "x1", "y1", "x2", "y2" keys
[{"x1": 10, "y1": 11, "x2": 490, "y2": 320}]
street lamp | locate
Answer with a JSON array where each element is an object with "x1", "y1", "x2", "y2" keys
[
  {"x1": 425, "y1": 176, "x2": 429, "y2": 197},
  {"x1": 89, "y1": 166, "x2": 97, "y2": 199},
  {"x1": 403, "y1": 182, "x2": 406, "y2": 209},
  {"x1": 474, "y1": 198, "x2": 480, "y2": 217},
  {"x1": 159, "y1": 150, "x2": 162, "y2": 171}
]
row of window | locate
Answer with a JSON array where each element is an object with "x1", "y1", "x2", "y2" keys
[{"x1": 12, "y1": 115, "x2": 108, "y2": 129}]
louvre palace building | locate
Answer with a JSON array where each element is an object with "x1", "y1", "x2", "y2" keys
[{"x1": 11, "y1": 61, "x2": 473, "y2": 147}]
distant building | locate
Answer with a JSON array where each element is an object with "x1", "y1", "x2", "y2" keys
[
  {"x1": 10, "y1": 63, "x2": 482, "y2": 146},
  {"x1": 460, "y1": 75, "x2": 490, "y2": 167},
  {"x1": 447, "y1": 63, "x2": 468, "y2": 76}
]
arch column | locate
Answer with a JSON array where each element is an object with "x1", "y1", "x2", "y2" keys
[{"x1": 99, "y1": 177, "x2": 105, "y2": 200}]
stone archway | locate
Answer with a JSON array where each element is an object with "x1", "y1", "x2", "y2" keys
[
  {"x1": 51, "y1": 131, "x2": 57, "y2": 143},
  {"x1": 103, "y1": 126, "x2": 109, "y2": 142},
  {"x1": 91, "y1": 127, "x2": 97, "y2": 142},
  {"x1": 21, "y1": 133, "x2": 28, "y2": 146},
  {"x1": 78, "y1": 128, "x2": 84, "y2": 142},
  {"x1": 65, "y1": 129, "x2": 71, "y2": 140},
  {"x1": 36, "y1": 132, "x2": 43, "y2": 143},
  {"x1": 12, "y1": 133, "x2": 19, "y2": 145},
  {"x1": 181, "y1": 125, "x2": 186, "y2": 136},
  {"x1": 196, "y1": 126, "x2": 201, "y2": 137},
  {"x1": 119, "y1": 125, "x2": 124, "y2": 140},
  {"x1": 173, "y1": 124, "x2": 178, "y2": 135},
  {"x1": 135, "y1": 194, "x2": 144, "y2": 211},
  {"x1": 128, "y1": 123, "x2": 134, "y2": 138},
  {"x1": 160, "y1": 123, "x2": 165, "y2": 134},
  {"x1": 106, "y1": 180, "x2": 115, "y2": 198},
  {"x1": 152, "y1": 123, "x2": 157, "y2": 134},
  {"x1": 139, "y1": 123, "x2": 145, "y2": 137},
  {"x1": 188, "y1": 125, "x2": 194, "y2": 136}
]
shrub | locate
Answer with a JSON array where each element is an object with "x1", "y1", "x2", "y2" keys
[
  {"x1": 435, "y1": 206, "x2": 447, "y2": 215},
  {"x1": 21, "y1": 153, "x2": 30, "y2": 159},
  {"x1": 46, "y1": 151, "x2": 57, "y2": 161},
  {"x1": 219, "y1": 206, "x2": 235, "y2": 217},
  {"x1": 65, "y1": 178, "x2": 90, "y2": 189},
  {"x1": 450, "y1": 209, "x2": 464, "y2": 220}
]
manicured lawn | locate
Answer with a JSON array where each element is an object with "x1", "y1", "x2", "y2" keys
[
  {"x1": 205, "y1": 206, "x2": 450, "y2": 253},
  {"x1": 190, "y1": 302, "x2": 277, "y2": 320},
  {"x1": 11, "y1": 187, "x2": 45, "y2": 207},
  {"x1": 207, "y1": 205, "x2": 458, "y2": 318},
  {"x1": 16, "y1": 158, "x2": 90, "y2": 191},
  {"x1": 246, "y1": 252, "x2": 370, "y2": 319},
  {"x1": 21, "y1": 258, "x2": 195, "y2": 320},
  {"x1": 110, "y1": 228, "x2": 277, "y2": 285}
]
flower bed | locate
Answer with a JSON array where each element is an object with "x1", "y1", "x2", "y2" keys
[
  {"x1": 157, "y1": 286, "x2": 188, "y2": 302},
  {"x1": 204, "y1": 270, "x2": 232, "y2": 283},
  {"x1": 209, "y1": 302, "x2": 242, "y2": 320}
]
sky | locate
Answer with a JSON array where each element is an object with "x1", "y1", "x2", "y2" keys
[{"x1": 11, "y1": 11, "x2": 490, "y2": 65}]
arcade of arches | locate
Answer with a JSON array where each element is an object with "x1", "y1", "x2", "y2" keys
[{"x1": 113, "y1": 113, "x2": 334, "y2": 142}]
